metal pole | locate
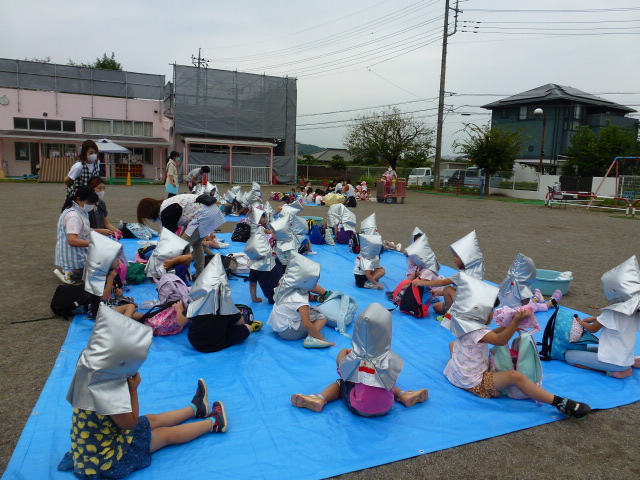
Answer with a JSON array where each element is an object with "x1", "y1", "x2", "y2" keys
[
  {"x1": 434, "y1": 0, "x2": 450, "y2": 192},
  {"x1": 539, "y1": 113, "x2": 547, "y2": 175}
]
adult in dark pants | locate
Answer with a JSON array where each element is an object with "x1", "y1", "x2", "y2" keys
[{"x1": 186, "y1": 255, "x2": 262, "y2": 353}]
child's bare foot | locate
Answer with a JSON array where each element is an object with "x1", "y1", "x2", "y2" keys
[
  {"x1": 291, "y1": 393, "x2": 325, "y2": 412},
  {"x1": 252, "y1": 296, "x2": 263, "y2": 303},
  {"x1": 397, "y1": 389, "x2": 429, "y2": 407}
]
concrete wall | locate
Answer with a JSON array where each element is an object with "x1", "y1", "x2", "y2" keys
[{"x1": 489, "y1": 174, "x2": 617, "y2": 200}]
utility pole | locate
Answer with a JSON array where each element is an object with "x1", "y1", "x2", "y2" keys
[
  {"x1": 191, "y1": 48, "x2": 209, "y2": 102},
  {"x1": 434, "y1": 0, "x2": 461, "y2": 191}
]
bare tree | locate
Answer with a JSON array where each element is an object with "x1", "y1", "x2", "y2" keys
[{"x1": 344, "y1": 107, "x2": 433, "y2": 169}]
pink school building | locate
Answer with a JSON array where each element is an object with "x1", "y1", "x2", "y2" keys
[{"x1": 0, "y1": 59, "x2": 171, "y2": 181}]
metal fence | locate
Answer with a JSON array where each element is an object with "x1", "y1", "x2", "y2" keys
[
  {"x1": 619, "y1": 176, "x2": 640, "y2": 200},
  {"x1": 203, "y1": 165, "x2": 271, "y2": 184},
  {"x1": 297, "y1": 165, "x2": 413, "y2": 183},
  {"x1": 491, "y1": 171, "x2": 539, "y2": 191}
]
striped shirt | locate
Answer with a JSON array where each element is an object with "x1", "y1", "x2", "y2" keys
[{"x1": 55, "y1": 204, "x2": 91, "y2": 270}]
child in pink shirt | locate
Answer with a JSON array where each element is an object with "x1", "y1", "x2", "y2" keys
[
  {"x1": 443, "y1": 272, "x2": 591, "y2": 419},
  {"x1": 291, "y1": 303, "x2": 428, "y2": 416}
]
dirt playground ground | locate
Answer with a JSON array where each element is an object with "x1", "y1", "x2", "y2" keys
[{"x1": 0, "y1": 182, "x2": 639, "y2": 479}]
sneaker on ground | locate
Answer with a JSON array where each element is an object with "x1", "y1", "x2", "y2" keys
[
  {"x1": 533, "y1": 288, "x2": 545, "y2": 303},
  {"x1": 556, "y1": 398, "x2": 591, "y2": 419},
  {"x1": 303, "y1": 335, "x2": 332, "y2": 349},
  {"x1": 191, "y1": 378, "x2": 210, "y2": 418},
  {"x1": 54, "y1": 269, "x2": 74, "y2": 285},
  {"x1": 305, "y1": 251, "x2": 318, "y2": 255},
  {"x1": 249, "y1": 320, "x2": 263, "y2": 333},
  {"x1": 218, "y1": 242, "x2": 230, "y2": 248},
  {"x1": 551, "y1": 289, "x2": 563, "y2": 303},
  {"x1": 364, "y1": 281, "x2": 381, "y2": 290},
  {"x1": 208, "y1": 401, "x2": 228, "y2": 433},
  {"x1": 395, "y1": 243, "x2": 402, "y2": 252}
]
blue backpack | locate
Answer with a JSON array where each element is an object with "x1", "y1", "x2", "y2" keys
[
  {"x1": 490, "y1": 332, "x2": 543, "y2": 399},
  {"x1": 309, "y1": 224, "x2": 326, "y2": 245},
  {"x1": 540, "y1": 306, "x2": 599, "y2": 362},
  {"x1": 317, "y1": 291, "x2": 358, "y2": 336}
]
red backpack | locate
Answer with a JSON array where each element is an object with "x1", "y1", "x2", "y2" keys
[{"x1": 392, "y1": 279, "x2": 432, "y2": 318}]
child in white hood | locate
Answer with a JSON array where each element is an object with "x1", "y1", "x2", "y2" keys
[
  {"x1": 568, "y1": 256, "x2": 640, "y2": 378},
  {"x1": 292, "y1": 303, "x2": 428, "y2": 415},
  {"x1": 59, "y1": 306, "x2": 228, "y2": 479},
  {"x1": 442, "y1": 272, "x2": 591, "y2": 419},
  {"x1": 354, "y1": 234, "x2": 386, "y2": 290},
  {"x1": 413, "y1": 230, "x2": 485, "y2": 314},
  {"x1": 267, "y1": 253, "x2": 334, "y2": 348}
]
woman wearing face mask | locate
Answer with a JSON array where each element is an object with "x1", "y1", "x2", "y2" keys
[
  {"x1": 64, "y1": 140, "x2": 101, "y2": 201},
  {"x1": 87, "y1": 176, "x2": 121, "y2": 237},
  {"x1": 54, "y1": 186, "x2": 100, "y2": 284}
]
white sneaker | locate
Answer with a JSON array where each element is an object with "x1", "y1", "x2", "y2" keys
[
  {"x1": 54, "y1": 269, "x2": 74, "y2": 284},
  {"x1": 395, "y1": 243, "x2": 402, "y2": 252},
  {"x1": 218, "y1": 242, "x2": 230, "y2": 248},
  {"x1": 305, "y1": 251, "x2": 318, "y2": 255}
]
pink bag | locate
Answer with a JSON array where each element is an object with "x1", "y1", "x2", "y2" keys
[{"x1": 144, "y1": 306, "x2": 184, "y2": 336}]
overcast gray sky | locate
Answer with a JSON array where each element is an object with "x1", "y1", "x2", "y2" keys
[{"x1": 2, "y1": 0, "x2": 639, "y2": 155}]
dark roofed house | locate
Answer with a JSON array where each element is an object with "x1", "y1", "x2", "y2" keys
[
  {"x1": 312, "y1": 148, "x2": 353, "y2": 163},
  {"x1": 482, "y1": 84, "x2": 638, "y2": 173}
]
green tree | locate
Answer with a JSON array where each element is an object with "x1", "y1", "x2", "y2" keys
[
  {"x1": 453, "y1": 123, "x2": 527, "y2": 195},
  {"x1": 68, "y1": 52, "x2": 123, "y2": 70},
  {"x1": 297, "y1": 154, "x2": 317, "y2": 165},
  {"x1": 344, "y1": 107, "x2": 433, "y2": 169},
  {"x1": 329, "y1": 155, "x2": 347, "y2": 172},
  {"x1": 563, "y1": 123, "x2": 640, "y2": 176},
  {"x1": 401, "y1": 150, "x2": 432, "y2": 169}
]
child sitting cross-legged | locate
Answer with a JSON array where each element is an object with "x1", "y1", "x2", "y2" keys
[
  {"x1": 442, "y1": 271, "x2": 592, "y2": 419},
  {"x1": 84, "y1": 231, "x2": 143, "y2": 320},
  {"x1": 58, "y1": 305, "x2": 228, "y2": 479},
  {"x1": 568, "y1": 255, "x2": 640, "y2": 378},
  {"x1": 292, "y1": 303, "x2": 428, "y2": 415},
  {"x1": 354, "y1": 234, "x2": 386, "y2": 290},
  {"x1": 267, "y1": 252, "x2": 334, "y2": 348},
  {"x1": 412, "y1": 230, "x2": 486, "y2": 314}
]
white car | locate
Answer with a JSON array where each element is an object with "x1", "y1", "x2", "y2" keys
[{"x1": 408, "y1": 167, "x2": 433, "y2": 186}]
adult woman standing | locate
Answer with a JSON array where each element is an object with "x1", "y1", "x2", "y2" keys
[
  {"x1": 165, "y1": 151, "x2": 180, "y2": 198},
  {"x1": 137, "y1": 194, "x2": 225, "y2": 278},
  {"x1": 87, "y1": 177, "x2": 121, "y2": 237},
  {"x1": 64, "y1": 140, "x2": 101, "y2": 201},
  {"x1": 54, "y1": 186, "x2": 99, "y2": 284}
]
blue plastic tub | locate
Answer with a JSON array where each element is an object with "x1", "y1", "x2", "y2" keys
[{"x1": 532, "y1": 269, "x2": 573, "y2": 296}]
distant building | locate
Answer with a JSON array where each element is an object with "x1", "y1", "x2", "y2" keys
[
  {"x1": 482, "y1": 84, "x2": 638, "y2": 173},
  {"x1": 311, "y1": 148, "x2": 353, "y2": 163},
  {"x1": 169, "y1": 66, "x2": 297, "y2": 184},
  {"x1": 0, "y1": 58, "x2": 170, "y2": 180}
]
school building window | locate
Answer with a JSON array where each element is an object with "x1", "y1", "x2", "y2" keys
[
  {"x1": 83, "y1": 119, "x2": 153, "y2": 137},
  {"x1": 13, "y1": 117, "x2": 76, "y2": 132},
  {"x1": 129, "y1": 147, "x2": 154, "y2": 165},
  {"x1": 15, "y1": 142, "x2": 39, "y2": 162}
]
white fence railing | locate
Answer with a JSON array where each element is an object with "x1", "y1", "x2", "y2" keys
[{"x1": 200, "y1": 165, "x2": 271, "y2": 184}]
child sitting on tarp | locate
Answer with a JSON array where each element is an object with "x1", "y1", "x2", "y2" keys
[
  {"x1": 442, "y1": 272, "x2": 592, "y2": 419},
  {"x1": 354, "y1": 234, "x2": 386, "y2": 290},
  {"x1": 392, "y1": 232, "x2": 441, "y2": 302},
  {"x1": 569, "y1": 255, "x2": 640, "y2": 378},
  {"x1": 84, "y1": 231, "x2": 143, "y2": 320},
  {"x1": 412, "y1": 230, "x2": 486, "y2": 314},
  {"x1": 59, "y1": 305, "x2": 228, "y2": 479},
  {"x1": 267, "y1": 252, "x2": 335, "y2": 348},
  {"x1": 187, "y1": 255, "x2": 262, "y2": 353},
  {"x1": 493, "y1": 253, "x2": 563, "y2": 335},
  {"x1": 291, "y1": 303, "x2": 428, "y2": 415},
  {"x1": 245, "y1": 227, "x2": 284, "y2": 304},
  {"x1": 55, "y1": 186, "x2": 99, "y2": 284}
]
